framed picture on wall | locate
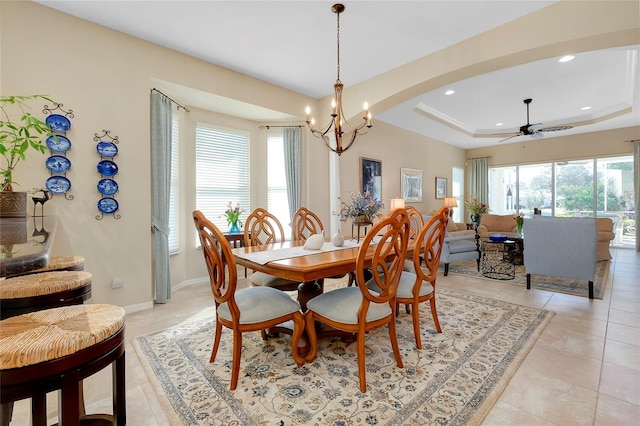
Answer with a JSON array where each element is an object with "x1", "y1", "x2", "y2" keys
[
  {"x1": 360, "y1": 157, "x2": 382, "y2": 201},
  {"x1": 435, "y1": 177, "x2": 447, "y2": 199},
  {"x1": 401, "y1": 168, "x2": 423, "y2": 202}
]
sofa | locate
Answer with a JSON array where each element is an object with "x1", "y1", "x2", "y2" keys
[
  {"x1": 596, "y1": 217, "x2": 615, "y2": 261},
  {"x1": 524, "y1": 216, "x2": 597, "y2": 298},
  {"x1": 476, "y1": 214, "x2": 518, "y2": 238},
  {"x1": 423, "y1": 214, "x2": 479, "y2": 275}
]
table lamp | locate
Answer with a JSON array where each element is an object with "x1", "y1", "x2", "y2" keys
[
  {"x1": 443, "y1": 197, "x2": 458, "y2": 216},
  {"x1": 389, "y1": 198, "x2": 405, "y2": 211}
]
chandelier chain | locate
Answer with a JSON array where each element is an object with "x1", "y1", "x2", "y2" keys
[{"x1": 336, "y1": 9, "x2": 340, "y2": 82}]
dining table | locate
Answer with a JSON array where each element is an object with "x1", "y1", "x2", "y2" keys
[
  {"x1": 231, "y1": 236, "x2": 413, "y2": 354},
  {"x1": 231, "y1": 238, "x2": 370, "y2": 311}
]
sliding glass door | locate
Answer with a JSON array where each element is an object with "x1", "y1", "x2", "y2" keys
[{"x1": 488, "y1": 155, "x2": 634, "y2": 247}]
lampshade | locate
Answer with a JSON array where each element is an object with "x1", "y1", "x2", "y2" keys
[
  {"x1": 443, "y1": 197, "x2": 458, "y2": 208},
  {"x1": 389, "y1": 198, "x2": 405, "y2": 210}
]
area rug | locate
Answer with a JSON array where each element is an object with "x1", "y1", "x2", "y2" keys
[
  {"x1": 134, "y1": 289, "x2": 554, "y2": 425},
  {"x1": 440, "y1": 259, "x2": 609, "y2": 299}
]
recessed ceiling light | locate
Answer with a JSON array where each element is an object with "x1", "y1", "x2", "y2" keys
[
  {"x1": 581, "y1": 106, "x2": 591, "y2": 110},
  {"x1": 558, "y1": 55, "x2": 575, "y2": 63},
  {"x1": 496, "y1": 123, "x2": 503, "y2": 126},
  {"x1": 445, "y1": 89, "x2": 455, "y2": 95}
]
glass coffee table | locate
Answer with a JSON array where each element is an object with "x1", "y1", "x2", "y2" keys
[{"x1": 481, "y1": 239, "x2": 517, "y2": 280}]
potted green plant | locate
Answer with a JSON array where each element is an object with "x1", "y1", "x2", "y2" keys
[{"x1": 0, "y1": 95, "x2": 55, "y2": 218}]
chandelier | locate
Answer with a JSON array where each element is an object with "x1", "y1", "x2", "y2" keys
[{"x1": 305, "y1": 3, "x2": 372, "y2": 156}]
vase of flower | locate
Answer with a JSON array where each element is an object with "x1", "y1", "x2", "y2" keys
[
  {"x1": 353, "y1": 215, "x2": 373, "y2": 225},
  {"x1": 470, "y1": 213, "x2": 482, "y2": 228},
  {"x1": 515, "y1": 213, "x2": 524, "y2": 235},
  {"x1": 221, "y1": 202, "x2": 245, "y2": 234},
  {"x1": 229, "y1": 220, "x2": 241, "y2": 234}
]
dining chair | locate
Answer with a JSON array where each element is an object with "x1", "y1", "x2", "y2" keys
[
  {"x1": 192, "y1": 210, "x2": 305, "y2": 390},
  {"x1": 291, "y1": 206, "x2": 324, "y2": 242},
  {"x1": 395, "y1": 206, "x2": 449, "y2": 349},
  {"x1": 292, "y1": 206, "x2": 355, "y2": 287},
  {"x1": 304, "y1": 208, "x2": 410, "y2": 393},
  {"x1": 403, "y1": 206, "x2": 425, "y2": 273},
  {"x1": 244, "y1": 208, "x2": 300, "y2": 292}
]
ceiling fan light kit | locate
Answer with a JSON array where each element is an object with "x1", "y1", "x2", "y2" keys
[{"x1": 499, "y1": 98, "x2": 574, "y2": 143}]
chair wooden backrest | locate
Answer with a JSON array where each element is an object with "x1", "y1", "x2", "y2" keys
[
  {"x1": 193, "y1": 210, "x2": 238, "y2": 312},
  {"x1": 243, "y1": 208, "x2": 286, "y2": 247},
  {"x1": 412, "y1": 207, "x2": 449, "y2": 285},
  {"x1": 291, "y1": 207, "x2": 324, "y2": 242},
  {"x1": 355, "y1": 208, "x2": 411, "y2": 309},
  {"x1": 405, "y1": 205, "x2": 424, "y2": 241}
]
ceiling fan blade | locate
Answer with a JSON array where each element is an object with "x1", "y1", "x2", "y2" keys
[
  {"x1": 540, "y1": 125, "x2": 573, "y2": 132},
  {"x1": 530, "y1": 132, "x2": 544, "y2": 139},
  {"x1": 528, "y1": 123, "x2": 543, "y2": 133},
  {"x1": 499, "y1": 132, "x2": 523, "y2": 143}
]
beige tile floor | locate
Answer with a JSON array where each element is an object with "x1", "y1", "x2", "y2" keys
[{"x1": 8, "y1": 248, "x2": 639, "y2": 425}]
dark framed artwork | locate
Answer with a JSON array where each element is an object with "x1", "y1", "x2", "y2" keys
[
  {"x1": 360, "y1": 157, "x2": 382, "y2": 201},
  {"x1": 401, "y1": 168, "x2": 423, "y2": 202},
  {"x1": 435, "y1": 177, "x2": 447, "y2": 199}
]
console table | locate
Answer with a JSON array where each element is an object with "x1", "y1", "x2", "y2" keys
[{"x1": 481, "y1": 240, "x2": 516, "y2": 280}]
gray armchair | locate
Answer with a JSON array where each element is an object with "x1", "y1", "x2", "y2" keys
[
  {"x1": 441, "y1": 233, "x2": 480, "y2": 276},
  {"x1": 523, "y1": 216, "x2": 597, "y2": 298}
]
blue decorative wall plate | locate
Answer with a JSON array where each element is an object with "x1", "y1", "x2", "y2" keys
[
  {"x1": 96, "y1": 141, "x2": 118, "y2": 158},
  {"x1": 46, "y1": 135, "x2": 72, "y2": 153},
  {"x1": 45, "y1": 176, "x2": 71, "y2": 194},
  {"x1": 98, "y1": 197, "x2": 119, "y2": 214},
  {"x1": 45, "y1": 114, "x2": 71, "y2": 132},
  {"x1": 97, "y1": 178, "x2": 119, "y2": 196},
  {"x1": 45, "y1": 155, "x2": 72, "y2": 173},
  {"x1": 97, "y1": 160, "x2": 118, "y2": 176}
]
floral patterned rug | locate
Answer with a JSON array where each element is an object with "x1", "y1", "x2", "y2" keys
[
  {"x1": 135, "y1": 289, "x2": 553, "y2": 425},
  {"x1": 441, "y1": 259, "x2": 610, "y2": 299}
]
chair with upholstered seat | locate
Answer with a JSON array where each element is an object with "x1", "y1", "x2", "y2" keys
[
  {"x1": 193, "y1": 210, "x2": 305, "y2": 390},
  {"x1": 395, "y1": 207, "x2": 448, "y2": 349},
  {"x1": 244, "y1": 207, "x2": 301, "y2": 292},
  {"x1": 291, "y1": 207, "x2": 324, "y2": 242},
  {"x1": 403, "y1": 206, "x2": 425, "y2": 273},
  {"x1": 292, "y1": 206, "x2": 355, "y2": 287},
  {"x1": 304, "y1": 208, "x2": 410, "y2": 393}
]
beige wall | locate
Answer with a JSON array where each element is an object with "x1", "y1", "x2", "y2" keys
[{"x1": 1, "y1": 2, "x2": 634, "y2": 311}]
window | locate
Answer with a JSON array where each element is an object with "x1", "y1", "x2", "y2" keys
[
  {"x1": 451, "y1": 167, "x2": 464, "y2": 223},
  {"x1": 488, "y1": 155, "x2": 634, "y2": 247},
  {"x1": 195, "y1": 124, "x2": 250, "y2": 238},
  {"x1": 168, "y1": 116, "x2": 180, "y2": 253},
  {"x1": 267, "y1": 133, "x2": 291, "y2": 238}
]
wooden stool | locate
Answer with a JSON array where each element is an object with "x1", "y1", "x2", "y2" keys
[
  {"x1": 0, "y1": 304, "x2": 126, "y2": 426},
  {"x1": 5, "y1": 255, "x2": 85, "y2": 278},
  {"x1": 0, "y1": 271, "x2": 92, "y2": 320}
]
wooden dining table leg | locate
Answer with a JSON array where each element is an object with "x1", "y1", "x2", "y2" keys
[{"x1": 297, "y1": 279, "x2": 324, "y2": 312}]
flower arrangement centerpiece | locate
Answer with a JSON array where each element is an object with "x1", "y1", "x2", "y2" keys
[
  {"x1": 515, "y1": 212, "x2": 524, "y2": 235},
  {"x1": 337, "y1": 191, "x2": 384, "y2": 224},
  {"x1": 464, "y1": 198, "x2": 489, "y2": 226},
  {"x1": 221, "y1": 202, "x2": 245, "y2": 234}
]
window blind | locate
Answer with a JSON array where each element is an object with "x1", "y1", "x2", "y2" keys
[{"x1": 195, "y1": 124, "x2": 250, "y2": 237}]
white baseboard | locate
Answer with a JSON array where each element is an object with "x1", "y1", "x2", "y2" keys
[{"x1": 120, "y1": 276, "x2": 209, "y2": 314}]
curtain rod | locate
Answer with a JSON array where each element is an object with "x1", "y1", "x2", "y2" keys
[
  {"x1": 258, "y1": 125, "x2": 304, "y2": 129},
  {"x1": 151, "y1": 88, "x2": 190, "y2": 112},
  {"x1": 466, "y1": 156, "x2": 492, "y2": 160}
]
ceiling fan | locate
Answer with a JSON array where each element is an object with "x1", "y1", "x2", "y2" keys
[{"x1": 499, "y1": 98, "x2": 573, "y2": 143}]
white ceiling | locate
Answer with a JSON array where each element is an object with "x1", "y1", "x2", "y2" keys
[{"x1": 35, "y1": 1, "x2": 640, "y2": 149}]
